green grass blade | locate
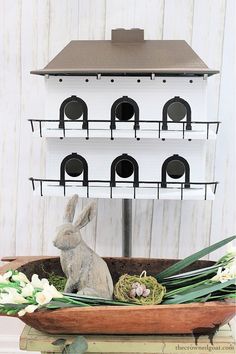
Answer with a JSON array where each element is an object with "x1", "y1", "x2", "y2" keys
[
  {"x1": 163, "y1": 264, "x2": 219, "y2": 280},
  {"x1": 156, "y1": 235, "x2": 236, "y2": 281},
  {"x1": 163, "y1": 269, "x2": 218, "y2": 288},
  {"x1": 63, "y1": 293, "x2": 110, "y2": 301},
  {"x1": 64, "y1": 293, "x2": 134, "y2": 306},
  {"x1": 45, "y1": 301, "x2": 82, "y2": 309},
  {"x1": 162, "y1": 279, "x2": 236, "y2": 304},
  {"x1": 165, "y1": 280, "x2": 207, "y2": 297}
]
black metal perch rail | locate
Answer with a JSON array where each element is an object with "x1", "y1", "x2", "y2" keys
[
  {"x1": 29, "y1": 119, "x2": 220, "y2": 140},
  {"x1": 29, "y1": 178, "x2": 218, "y2": 201}
]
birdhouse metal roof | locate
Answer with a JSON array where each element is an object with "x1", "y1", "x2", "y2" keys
[{"x1": 31, "y1": 29, "x2": 218, "y2": 76}]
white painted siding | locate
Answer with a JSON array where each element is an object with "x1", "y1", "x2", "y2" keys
[
  {"x1": 46, "y1": 139, "x2": 205, "y2": 182},
  {"x1": 34, "y1": 75, "x2": 211, "y2": 139},
  {"x1": 45, "y1": 76, "x2": 207, "y2": 122},
  {"x1": 39, "y1": 138, "x2": 211, "y2": 200}
]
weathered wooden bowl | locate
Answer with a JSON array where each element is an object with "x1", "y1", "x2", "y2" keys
[{"x1": 0, "y1": 256, "x2": 235, "y2": 334}]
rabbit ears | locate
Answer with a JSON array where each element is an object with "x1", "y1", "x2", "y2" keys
[
  {"x1": 63, "y1": 194, "x2": 96, "y2": 229},
  {"x1": 63, "y1": 194, "x2": 78, "y2": 223}
]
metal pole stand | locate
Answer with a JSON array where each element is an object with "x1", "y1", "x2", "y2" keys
[{"x1": 122, "y1": 199, "x2": 132, "y2": 257}]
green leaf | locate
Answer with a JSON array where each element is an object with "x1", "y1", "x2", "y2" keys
[
  {"x1": 64, "y1": 293, "x2": 134, "y2": 306},
  {"x1": 64, "y1": 293, "x2": 110, "y2": 300},
  {"x1": 52, "y1": 338, "x2": 66, "y2": 346},
  {"x1": 162, "y1": 279, "x2": 236, "y2": 304},
  {"x1": 163, "y1": 269, "x2": 217, "y2": 288},
  {"x1": 45, "y1": 301, "x2": 77, "y2": 309},
  {"x1": 163, "y1": 264, "x2": 220, "y2": 280},
  {"x1": 156, "y1": 235, "x2": 236, "y2": 281},
  {"x1": 63, "y1": 336, "x2": 88, "y2": 354}
]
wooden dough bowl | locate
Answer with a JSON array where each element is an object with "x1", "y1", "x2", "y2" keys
[{"x1": 0, "y1": 256, "x2": 235, "y2": 334}]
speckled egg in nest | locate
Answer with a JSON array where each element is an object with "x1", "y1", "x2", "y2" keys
[{"x1": 114, "y1": 272, "x2": 166, "y2": 305}]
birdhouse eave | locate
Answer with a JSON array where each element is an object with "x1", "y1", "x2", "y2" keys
[{"x1": 30, "y1": 34, "x2": 219, "y2": 77}]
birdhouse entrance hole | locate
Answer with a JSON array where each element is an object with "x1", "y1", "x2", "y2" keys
[
  {"x1": 65, "y1": 158, "x2": 83, "y2": 177},
  {"x1": 115, "y1": 102, "x2": 134, "y2": 121},
  {"x1": 64, "y1": 100, "x2": 83, "y2": 120},
  {"x1": 60, "y1": 153, "x2": 88, "y2": 186},
  {"x1": 161, "y1": 155, "x2": 190, "y2": 188},
  {"x1": 162, "y1": 96, "x2": 192, "y2": 131},
  {"x1": 111, "y1": 154, "x2": 139, "y2": 187},
  {"x1": 111, "y1": 96, "x2": 140, "y2": 130},
  {"x1": 166, "y1": 160, "x2": 185, "y2": 179},
  {"x1": 116, "y1": 159, "x2": 134, "y2": 178},
  {"x1": 167, "y1": 102, "x2": 187, "y2": 122},
  {"x1": 59, "y1": 96, "x2": 88, "y2": 130}
]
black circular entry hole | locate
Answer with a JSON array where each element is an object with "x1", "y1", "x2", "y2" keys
[
  {"x1": 166, "y1": 160, "x2": 185, "y2": 179},
  {"x1": 116, "y1": 160, "x2": 134, "y2": 178},
  {"x1": 115, "y1": 102, "x2": 134, "y2": 121},
  {"x1": 167, "y1": 102, "x2": 187, "y2": 122},
  {"x1": 64, "y1": 100, "x2": 83, "y2": 120},
  {"x1": 65, "y1": 158, "x2": 84, "y2": 177}
]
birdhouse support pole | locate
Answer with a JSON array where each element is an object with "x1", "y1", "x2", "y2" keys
[{"x1": 122, "y1": 199, "x2": 132, "y2": 257}]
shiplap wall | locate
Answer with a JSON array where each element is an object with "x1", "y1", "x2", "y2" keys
[{"x1": 0, "y1": 0, "x2": 235, "y2": 264}]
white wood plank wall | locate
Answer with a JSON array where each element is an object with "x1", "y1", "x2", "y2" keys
[
  {"x1": 0, "y1": 0, "x2": 235, "y2": 262},
  {"x1": 0, "y1": 0, "x2": 235, "y2": 351}
]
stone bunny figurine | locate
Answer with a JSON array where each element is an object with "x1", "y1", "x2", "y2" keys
[{"x1": 53, "y1": 195, "x2": 114, "y2": 299}]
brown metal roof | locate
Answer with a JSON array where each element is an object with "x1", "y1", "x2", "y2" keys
[{"x1": 31, "y1": 29, "x2": 218, "y2": 76}]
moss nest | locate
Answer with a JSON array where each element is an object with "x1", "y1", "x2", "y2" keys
[{"x1": 114, "y1": 271, "x2": 166, "y2": 305}]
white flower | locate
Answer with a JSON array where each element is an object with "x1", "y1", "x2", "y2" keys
[
  {"x1": 30, "y1": 274, "x2": 63, "y2": 304},
  {"x1": 0, "y1": 271, "x2": 13, "y2": 284},
  {"x1": 0, "y1": 288, "x2": 28, "y2": 304},
  {"x1": 12, "y1": 272, "x2": 30, "y2": 285},
  {"x1": 18, "y1": 304, "x2": 39, "y2": 317},
  {"x1": 35, "y1": 283, "x2": 63, "y2": 305},
  {"x1": 219, "y1": 244, "x2": 236, "y2": 267},
  {"x1": 6, "y1": 289, "x2": 28, "y2": 304},
  {"x1": 17, "y1": 309, "x2": 25, "y2": 317},
  {"x1": 3, "y1": 271, "x2": 13, "y2": 280},
  {"x1": 21, "y1": 283, "x2": 34, "y2": 298},
  {"x1": 35, "y1": 290, "x2": 53, "y2": 305},
  {"x1": 211, "y1": 267, "x2": 226, "y2": 283},
  {"x1": 228, "y1": 263, "x2": 236, "y2": 278},
  {"x1": 228, "y1": 257, "x2": 236, "y2": 269},
  {"x1": 43, "y1": 284, "x2": 63, "y2": 299},
  {"x1": 3, "y1": 287, "x2": 18, "y2": 295},
  {"x1": 41, "y1": 278, "x2": 49, "y2": 287},
  {"x1": 31, "y1": 274, "x2": 43, "y2": 288},
  {"x1": 0, "y1": 276, "x2": 9, "y2": 284},
  {"x1": 211, "y1": 266, "x2": 236, "y2": 283},
  {"x1": 31, "y1": 274, "x2": 50, "y2": 289},
  {"x1": 30, "y1": 274, "x2": 42, "y2": 289},
  {"x1": 226, "y1": 245, "x2": 236, "y2": 257}
]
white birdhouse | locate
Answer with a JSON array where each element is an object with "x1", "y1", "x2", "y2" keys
[{"x1": 30, "y1": 28, "x2": 219, "y2": 200}]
